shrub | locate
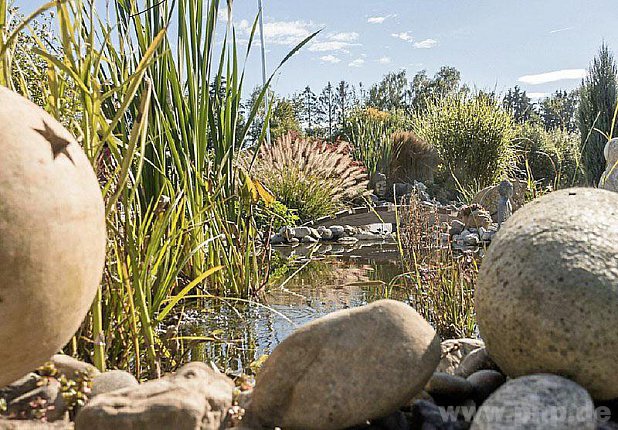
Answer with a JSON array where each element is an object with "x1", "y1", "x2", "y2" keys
[
  {"x1": 515, "y1": 123, "x2": 583, "y2": 188},
  {"x1": 389, "y1": 131, "x2": 439, "y2": 184},
  {"x1": 344, "y1": 107, "x2": 409, "y2": 179},
  {"x1": 413, "y1": 93, "x2": 517, "y2": 190},
  {"x1": 578, "y1": 43, "x2": 618, "y2": 184},
  {"x1": 248, "y1": 133, "x2": 370, "y2": 221}
]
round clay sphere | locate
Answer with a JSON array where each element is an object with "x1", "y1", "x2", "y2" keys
[
  {"x1": 476, "y1": 188, "x2": 618, "y2": 400},
  {"x1": 0, "y1": 87, "x2": 105, "y2": 387}
]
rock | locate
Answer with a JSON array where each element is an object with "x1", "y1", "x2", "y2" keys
[
  {"x1": 458, "y1": 205, "x2": 492, "y2": 230},
  {"x1": 301, "y1": 235, "x2": 318, "y2": 244},
  {"x1": 599, "y1": 138, "x2": 618, "y2": 192},
  {"x1": 7, "y1": 379, "x2": 66, "y2": 421},
  {"x1": 344, "y1": 225, "x2": 359, "y2": 236},
  {"x1": 75, "y1": 362, "x2": 234, "y2": 430},
  {"x1": 0, "y1": 374, "x2": 41, "y2": 404},
  {"x1": 329, "y1": 225, "x2": 345, "y2": 237},
  {"x1": 337, "y1": 236, "x2": 359, "y2": 245},
  {"x1": 437, "y1": 339, "x2": 484, "y2": 375},
  {"x1": 309, "y1": 228, "x2": 321, "y2": 240},
  {"x1": 462, "y1": 234, "x2": 479, "y2": 246},
  {"x1": 50, "y1": 355, "x2": 99, "y2": 380},
  {"x1": 354, "y1": 231, "x2": 378, "y2": 241},
  {"x1": 425, "y1": 372, "x2": 474, "y2": 406},
  {"x1": 472, "y1": 179, "x2": 527, "y2": 221},
  {"x1": 475, "y1": 188, "x2": 618, "y2": 400},
  {"x1": 370, "y1": 410, "x2": 410, "y2": 430},
  {"x1": 319, "y1": 227, "x2": 333, "y2": 240},
  {"x1": 281, "y1": 226, "x2": 294, "y2": 241},
  {"x1": 90, "y1": 370, "x2": 139, "y2": 398},
  {"x1": 454, "y1": 347, "x2": 499, "y2": 378},
  {"x1": 408, "y1": 399, "x2": 467, "y2": 430},
  {"x1": 449, "y1": 220, "x2": 465, "y2": 236},
  {"x1": 0, "y1": 87, "x2": 106, "y2": 388},
  {"x1": 288, "y1": 237, "x2": 299, "y2": 245},
  {"x1": 466, "y1": 370, "x2": 505, "y2": 405},
  {"x1": 269, "y1": 233, "x2": 285, "y2": 245},
  {"x1": 0, "y1": 419, "x2": 73, "y2": 429},
  {"x1": 247, "y1": 300, "x2": 441, "y2": 430},
  {"x1": 292, "y1": 226, "x2": 312, "y2": 239},
  {"x1": 480, "y1": 230, "x2": 494, "y2": 242},
  {"x1": 470, "y1": 374, "x2": 595, "y2": 430}
]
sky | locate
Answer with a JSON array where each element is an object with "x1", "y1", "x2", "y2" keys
[
  {"x1": 225, "y1": 0, "x2": 618, "y2": 99},
  {"x1": 14, "y1": 0, "x2": 618, "y2": 100}
]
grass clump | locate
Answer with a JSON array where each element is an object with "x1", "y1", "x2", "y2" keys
[{"x1": 249, "y1": 133, "x2": 370, "y2": 222}]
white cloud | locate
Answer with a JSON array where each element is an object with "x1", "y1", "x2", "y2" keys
[
  {"x1": 392, "y1": 31, "x2": 414, "y2": 42},
  {"x1": 349, "y1": 58, "x2": 365, "y2": 67},
  {"x1": 320, "y1": 55, "x2": 341, "y2": 64},
  {"x1": 309, "y1": 40, "x2": 358, "y2": 52},
  {"x1": 518, "y1": 69, "x2": 586, "y2": 85},
  {"x1": 378, "y1": 56, "x2": 391, "y2": 64},
  {"x1": 528, "y1": 92, "x2": 549, "y2": 99},
  {"x1": 367, "y1": 14, "x2": 396, "y2": 24},
  {"x1": 249, "y1": 20, "x2": 317, "y2": 46},
  {"x1": 549, "y1": 27, "x2": 574, "y2": 34},
  {"x1": 329, "y1": 32, "x2": 359, "y2": 42},
  {"x1": 413, "y1": 38, "x2": 438, "y2": 49}
]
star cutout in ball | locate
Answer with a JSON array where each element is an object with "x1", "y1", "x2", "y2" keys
[{"x1": 34, "y1": 121, "x2": 74, "y2": 164}]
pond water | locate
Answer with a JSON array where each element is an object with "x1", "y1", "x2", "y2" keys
[{"x1": 181, "y1": 241, "x2": 414, "y2": 373}]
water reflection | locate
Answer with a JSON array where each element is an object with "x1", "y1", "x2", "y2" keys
[{"x1": 182, "y1": 248, "x2": 411, "y2": 373}]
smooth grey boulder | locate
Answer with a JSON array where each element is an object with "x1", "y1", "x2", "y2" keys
[
  {"x1": 455, "y1": 347, "x2": 499, "y2": 378},
  {"x1": 247, "y1": 299, "x2": 440, "y2": 430},
  {"x1": 424, "y1": 372, "x2": 474, "y2": 406},
  {"x1": 90, "y1": 370, "x2": 139, "y2": 398},
  {"x1": 329, "y1": 225, "x2": 345, "y2": 237},
  {"x1": 476, "y1": 188, "x2": 618, "y2": 400},
  {"x1": 467, "y1": 369, "x2": 506, "y2": 404},
  {"x1": 75, "y1": 362, "x2": 234, "y2": 430},
  {"x1": 471, "y1": 374, "x2": 595, "y2": 430}
]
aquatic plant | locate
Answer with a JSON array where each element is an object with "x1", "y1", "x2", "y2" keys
[{"x1": 398, "y1": 192, "x2": 477, "y2": 338}]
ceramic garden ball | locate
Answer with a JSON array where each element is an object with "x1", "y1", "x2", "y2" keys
[{"x1": 0, "y1": 87, "x2": 105, "y2": 387}]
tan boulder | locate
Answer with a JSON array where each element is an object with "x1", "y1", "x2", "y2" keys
[
  {"x1": 247, "y1": 299, "x2": 441, "y2": 430},
  {"x1": 0, "y1": 87, "x2": 105, "y2": 388},
  {"x1": 472, "y1": 179, "x2": 527, "y2": 221}
]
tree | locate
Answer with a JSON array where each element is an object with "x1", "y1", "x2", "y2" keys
[
  {"x1": 503, "y1": 86, "x2": 538, "y2": 124},
  {"x1": 410, "y1": 66, "x2": 464, "y2": 112},
  {"x1": 296, "y1": 86, "x2": 321, "y2": 135},
  {"x1": 577, "y1": 43, "x2": 618, "y2": 184},
  {"x1": 367, "y1": 70, "x2": 409, "y2": 111},
  {"x1": 245, "y1": 87, "x2": 300, "y2": 143},
  {"x1": 539, "y1": 90, "x2": 579, "y2": 132},
  {"x1": 334, "y1": 80, "x2": 354, "y2": 131},
  {"x1": 318, "y1": 82, "x2": 337, "y2": 141}
]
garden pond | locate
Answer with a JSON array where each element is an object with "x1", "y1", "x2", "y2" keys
[{"x1": 180, "y1": 240, "x2": 414, "y2": 373}]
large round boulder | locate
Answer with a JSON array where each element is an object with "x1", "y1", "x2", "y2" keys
[
  {"x1": 0, "y1": 87, "x2": 105, "y2": 387},
  {"x1": 471, "y1": 374, "x2": 596, "y2": 430},
  {"x1": 247, "y1": 299, "x2": 441, "y2": 430},
  {"x1": 476, "y1": 188, "x2": 618, "y2": 399}
]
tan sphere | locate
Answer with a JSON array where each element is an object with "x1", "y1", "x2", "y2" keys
[
  {"x1": 0, "y1": 87, "x2": 105, "y2": 387},
  {"x1": 476, "y1": 188, "x2": 618, "y2": 400}
]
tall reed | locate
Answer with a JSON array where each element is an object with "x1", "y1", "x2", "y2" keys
[{"x1": 1, "y1": 0, "x2": 314, "y2": 377}]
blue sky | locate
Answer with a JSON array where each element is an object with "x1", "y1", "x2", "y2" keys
[
  {"x1": 227, "y1": 0, "x2": 618, "y2": 99},
  {"x1": 15, "y1": 0, "x2": 618, "y2": 100}
]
